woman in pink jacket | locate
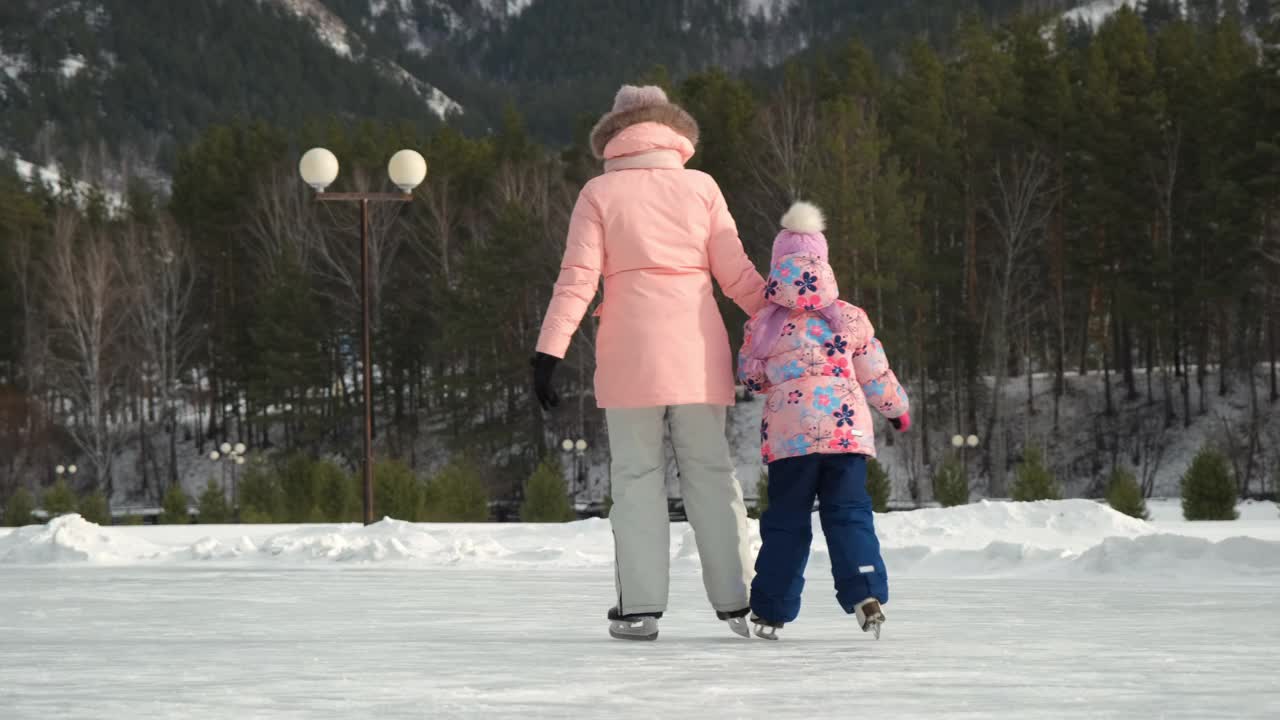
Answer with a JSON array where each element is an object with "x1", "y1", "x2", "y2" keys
[
  {"x1": 738, "y1": 202, "x2": 910, "y2": 641},
  {"x1": 533, "y1": 85, "x2": 767, "y2": 641}
]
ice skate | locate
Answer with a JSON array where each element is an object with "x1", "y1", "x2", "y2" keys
[
  {"x1": 855, "y1": 598, "x2": 885, "y2": 639},
  {"x1": 608, "y1": 607, "x2": 660, "y2": 641},
  {"x1": 750, "y1": 615, "x2": 783, "y2": 641},
  {"x1": 717, "y1": 608, "x2": 752, "y2": 639}
]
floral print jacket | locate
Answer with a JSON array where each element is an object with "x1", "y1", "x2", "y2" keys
[{"x1": 738, "y1": 252, "x2": 909, "y2": 464}]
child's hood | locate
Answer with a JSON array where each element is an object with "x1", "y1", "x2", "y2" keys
[
  {"x1": 766, "y1": 201, "x2": 840, "y2": 312},
  {"x1": 765, "y1": 252, "x2": 840, "y2": 312}
]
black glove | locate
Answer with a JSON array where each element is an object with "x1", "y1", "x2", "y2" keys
[{"x1": 532, "y1": 353, "x2": 560, "y2": 411}]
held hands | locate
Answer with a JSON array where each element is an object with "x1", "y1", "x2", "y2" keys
[
  {"x1": 532, "y1": 353, "x2": 561, "y2": 411},
  {"x1": 889, "y1": 413, "x2": 911, "y2": 433}
]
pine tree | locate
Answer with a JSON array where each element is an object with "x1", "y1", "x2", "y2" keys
[
  {"x1": 2, "y1": 488, "x2": 35, "y2": 527},
  {"x1": 317, "y1": 462, "x2": 359, "y2": 523},
  {"x1": 1181, "y1": 448, "x2": 1239, "y2": 520},
  {"x1": 750, "y1": 472, "x2": 769, "y2": 520},
  {"x1": 1106, "y1": 467, "x2": 1150, "y2": 519},
  {"x1": 1246, "y1": 0, "x2": 1273, "y2": 25},
  {"x1": 1011, "y1": 447, "x2": 1062, "y2": 501},
  {"x1": 932, "y1": 460, "x2": 970, "y2": 508},
  {"x1": 198, "y1": 481, "x2": 231, "y2": 524},
  {"x1": 520, "y1": 456, "x2": 575, "y2": 522},
  {"x1": 78, "y1": 491, "x2": 110, "y2": 525},
  {"x1": 867, "y1": 458, "x2": 891, "y2": 513},
  {"x1": 422, "y1": 459, "x2": 489, "y2": 522},
  {"x1": 239, "y1": 461, "x2": 286, "y2": 523},
  {"x1": 374, "y1": 459, "x2": 423, "y2": 522},
  {"x1": 161, "y1": 485, "x2": 190, "y2": 525},
  {"x1": 42, "y1": 479, "x2": 77, "y2": 518}
]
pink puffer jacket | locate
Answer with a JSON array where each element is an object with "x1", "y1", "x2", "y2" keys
[
  {"x1": 536, "y1": 122, "x2": 767, "y2": 408},
  {"x1": 738, "y1": 252, "x2": 908, "y2": 463}
]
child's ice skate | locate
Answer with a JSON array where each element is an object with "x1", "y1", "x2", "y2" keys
[
  {"x1": 717, "y1": 608, "x2": 752, "y2": 639},
  {"x1": 855, "y1": 598, "x2": 886, "y2": 639},
  {"x1": 607, "y1": 607, "x2": 660, "y2": 641},
  {"x1": 750, "y1": 615, "x2": 784, "y2": 641}
]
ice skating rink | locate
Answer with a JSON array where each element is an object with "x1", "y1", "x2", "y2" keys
[{"x1": 2, "y1": 500, "x2": 1278, "y2": 719}]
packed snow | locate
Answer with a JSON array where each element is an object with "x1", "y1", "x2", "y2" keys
[
  {"x1": 380, "y1": 60, "x2": 463, "y2": 118},
  {"x1": 3, "y1": 152, "x2": 127, "y2": 213},
  {"x1": 1062, "y1": 0, "x2": 1188, "y2": 27},
  {"x1": 59, "y1": 54, "x2": 86, "y2": 79},
  {"x1": 742, "y1": 0, "x2": 794, "y2": 21},
  {"x1": 273, "y1": 0, "x2": 355, "y2": 57},
  {"x1": 1, "y1": 499, "x2": 1278, "y2": 718},
  {"x1": 3, "y1": 499, "x2": 1278, "y2": 580}
]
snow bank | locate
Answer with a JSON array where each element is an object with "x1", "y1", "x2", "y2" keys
[
  {"x1": 3, "y1": 502, "x2": 1277, "y2": 580},
  {"x1": 0, "y1": 515, "x2": 164, "y2": 564}
]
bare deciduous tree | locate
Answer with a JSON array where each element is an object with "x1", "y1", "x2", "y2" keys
[
  {"x1": 44, "y1": 211, "x2": 130, "y2": 498},
  {"x1": 309, "y1": 167, "x2": 406, "y2": 332},
  {"x1": 246, "y1": 170, "x2": 324, "y2": 279},
  {"x1": 748, "y1": 86, "x2": 817, "y2": 227},
  {"x1": 123, "y1": 215, "x2": 198, "y2": 495},
  {"x1": 984, "y1": 151, "x2": 1055, "y2": 497}
]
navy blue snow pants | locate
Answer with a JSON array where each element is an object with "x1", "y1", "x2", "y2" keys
[{"x1": 750, "y1": 453, "x2": 889, "y2": 624}]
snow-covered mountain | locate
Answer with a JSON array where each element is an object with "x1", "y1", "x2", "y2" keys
[{"x1": 0, "y1": 0, "x2": 1163, "y2": 180}]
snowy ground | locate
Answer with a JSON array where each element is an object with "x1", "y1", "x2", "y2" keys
[{"x1": 2, "y1": 500, "x2": 1278, "y2": 718}]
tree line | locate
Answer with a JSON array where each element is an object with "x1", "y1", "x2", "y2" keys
[{"x1": 1, "y1": 6, "x2": 1278, "y2": 517}]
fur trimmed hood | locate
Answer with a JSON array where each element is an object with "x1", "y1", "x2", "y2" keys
[{"x1": 590, "y1": 85, "x2": 700, "y2": 160}]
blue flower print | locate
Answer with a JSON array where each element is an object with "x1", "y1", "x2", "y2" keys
[
  {"x1": 863, "y1": 377, "x2": 887, "y2": 399},
  {"x1": 764, "y1": 279, "x2": 780, "y2": 299},
  {"x1": 832, "y1": 403, "x2": 856, "y2": 427},
  {"x1": 806, "y1": 318, "x2": 832, "y2": 344},
  {"x1": 745, "y1": 377, "x2": 764, "y2": 393},
  {"x1": 780, "y1": 360, "x2": 806, "y2": 381},
  {"x1": 776, "y1": 259, "x2": 800, "y2": 282},
  {"x1": 794, "y1": 271, "x2": 819, "y2": 295},
  {"x1": 784, "y1": 434, "x2": 812, "y2": 457},
  {"x1": 760, "y1": 419, "x2": 769, "y2": 443},
  {"x1": 812, "y1": 386, "x2": 838, "y2": 412},
  {"x1": 823, "y1": 335, "x2": 848, "y2": 357}
]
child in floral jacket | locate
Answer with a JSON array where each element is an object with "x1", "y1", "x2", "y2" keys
[{"x1": 738, "y1": 201, "x2": 910, "y2": 640}]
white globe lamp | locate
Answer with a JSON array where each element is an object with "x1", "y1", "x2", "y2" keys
[
  {"x1": 234, "y1": 442, "x2": 247, "y2": 455},
  {"x1": 55, "y1": 465, "x2": 65, "y2": 475},
  {"x1": 220, "y1": 442, "x2": 232, "y2": 455},
  {"x1": 574, "y1": 439, "x2": 588, "y2": 453},
  {"x1": 561, "y1": 439, "x2": 574, "y2": 452},
  {"x1": 388, "y1": 150, "x2": 427, "y2": 192},
  {"x1": 299, "y1": 148, "x2": 340, "y2": 192},
  {"x1": 68, "y1": 465, "x2": 77, "y2": 474},
  {"x1": 951, "y1": 435, "x2": 964, "y2": 449},
  {"x1": 967, "y1": 435, "x2": 980, "y2": 448},
  {"x1": 210, "y1": 451, "x2": 220, "y2": 461}
]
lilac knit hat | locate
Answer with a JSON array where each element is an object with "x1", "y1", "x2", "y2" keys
[{"x1": 771, "y1": 201, "x2": 828, "y2": 265}]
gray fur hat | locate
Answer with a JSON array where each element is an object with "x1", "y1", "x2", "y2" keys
[{"x1": 588, "y1": 85, "x2": 700, "y2": 159}]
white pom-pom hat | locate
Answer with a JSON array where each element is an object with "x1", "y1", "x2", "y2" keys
[{"x1": 772, "y1": 201, "x2": 829, "y2": 265}]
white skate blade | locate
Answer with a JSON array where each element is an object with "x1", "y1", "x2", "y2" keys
[
  {"x1": 609, "y1": 618, "x2": 659, "y2": 641},
  {"x1": 726, "y1": 617, "x2": 751, "y2": 639},
  {"x1": 753, "y1": 623, "x2": 779, "y2": 641}
]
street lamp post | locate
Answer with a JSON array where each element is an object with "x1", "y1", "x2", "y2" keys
[
  {"x1": 299, "y1": 148, "x2": 427, "y2": 525},
  {"x1": 951, "y1": 434, "x2": 981, "y2": 479},
  {"x1": 561, "y1": 437, "x2": 589, "y2": 500},
  {"x1": 210, "y1": 441, "x2": 248, "y2": 519}
]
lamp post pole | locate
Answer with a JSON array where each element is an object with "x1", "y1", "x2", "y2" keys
[{"x1": 300, "y1": 149, "x2": 427, "y2": 525}]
